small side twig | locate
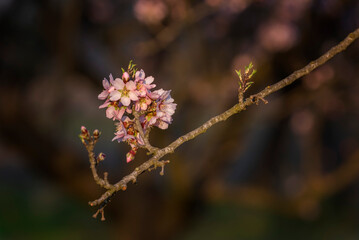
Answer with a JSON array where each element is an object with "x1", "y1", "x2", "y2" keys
[{"x1": 250, "y1": 94, "x2": 268, "y2": 105}]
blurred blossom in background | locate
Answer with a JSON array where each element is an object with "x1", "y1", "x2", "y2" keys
[{"x1": 1, "y1": 0, "x2": 359, "y2": 239}]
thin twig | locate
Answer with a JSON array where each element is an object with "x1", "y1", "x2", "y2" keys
[{"x1": 86, "y1": 142, "x2": 112, "y2": 190}]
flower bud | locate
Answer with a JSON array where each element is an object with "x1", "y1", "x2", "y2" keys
[
  {"x1": 122, "y1": 72, "x2": 130, "y2": 82},
  {"x1": 81, "y1": 126, "x2": 90, "y2": 140},
  {"x1": 81, "y1": 125, "x2": 87, "y2": 134},
  {"x1": 97, "y1": 152, "x2": 106, "y2": 163},
  {"x1": 126, "y1": 148, "x2": 137, "y2": 163},
  {"x1": 93, "y1": 129, "x2": 100, "y2": 139}
]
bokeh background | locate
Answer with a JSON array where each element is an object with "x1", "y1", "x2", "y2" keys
[{"x1": 1, "y1": 0, "x2": 359, "y2": 239}]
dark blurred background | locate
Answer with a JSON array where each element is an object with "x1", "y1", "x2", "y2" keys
[{"x1": 1, "y1": 0, "x2": 359, "y2": 239}]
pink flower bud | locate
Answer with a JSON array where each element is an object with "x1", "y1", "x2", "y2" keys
[
  {"x1": 81, "y1": 126, "x2": 87, "y2": 133},
  {"x1": 81, "y1": 126, "x2": 90, "y2": 139},
  {"x1": 122, "y1": 72, "x2": 130, "y2": 82},
  {"x1": 126, "y1": 148, "x2": 137, "y2": 163}
]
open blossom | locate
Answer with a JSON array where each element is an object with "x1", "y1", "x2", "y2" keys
[
  {"x1": 153, "y1": 89, "x2": 177, "y2": 129},
  {"x1": 109, "y1": 78, "x2": 139, "y2": 106},
  {"x1": 112, "y1": 117, "x2": 144, "y2": 145},
  {"x1": 98, "y1": 63, "x2": 176, "y2": 163},
  {"x1": 106, "y1": 105, "x2": 126, "y2": 121},
  {"x1": 112, "y1": 120, "x2": 133, "y2": 142},
  {"x1": 98, "y1": 74, "x2": 115, "y2": 100},
  {"x1": 135, "y1": 69, "x2": 156, "y2": 97},
  {"x1": 134, "y1": 96, "x2": 152, "y2": 111}
]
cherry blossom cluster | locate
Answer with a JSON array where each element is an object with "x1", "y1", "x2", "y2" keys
[{"x1": 98, "y1": 62, "x2": 176, "y2": 163}]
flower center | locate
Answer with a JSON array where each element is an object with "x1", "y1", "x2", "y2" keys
[{"x1": 122, "y1": 87, "x2": 129, "y2": 96}]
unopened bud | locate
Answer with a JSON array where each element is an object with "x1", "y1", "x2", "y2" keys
[
  {"x1": 80, "y1": 126, "x2": 90, "y2": 143},
  {"x1": 81, "y1": 126, "x2": 90, "y2": 138},
  {"x1": 81, "y1": 125, "x2": 87, "y2": 133},
  {"x1": 93, "y1": 129, "x2": 100, "y2": 139},
  {"x1": 97, "y1": 152, "x2": 106, "y2": 163},
  {"x1": 126, "y1": 147, "x2": 137, "y2": 163},
  {"x1": 122, "y1": 72, "x2": 130, "y2": 82}
]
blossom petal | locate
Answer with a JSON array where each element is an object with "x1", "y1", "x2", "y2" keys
[
  {"x1": 147, "y1": 84, "x2": 156, "y2": 89},
  {"x1": 112, "y1": 135, "x2": 121, "y2": 141},
  {"x1": 109, "y1": 91, "x2": 122, "y2": 101},
  {"x1": 108, "y1": 86, "x2": 115, "y2": 93},
  {"x1": 135, "y1": 69, "x2": 145, "y2": 80},
  {"x1": 145, "y1": 76, "x2": 154, "y2": 84},
  {"x1": 123, "y1": 135, "x2": 135, "y2": 141},
  {"x1": 137, "y1": 135, "x2": 145, "y2": 145},
  {"x1": 135, "y1": 102, "x2": 140, "y2": 111},
  {"x1": 113, "y1": 78, "x2": 125, "y2": 90},
  {"x1": 148, "y1": 91, "x2": 160, "y2": 99},
  {"x1": 121, "y1": 96, "x2": 131, "y2": 106},
  {"x1": 102, "y1": 79, "x2": 110, "y2": 89},
  {"x1": 99, "y1": 99, "x2": 110, "y2": 109},
  {"x1": 106, "y1": 106, "x2": 116, "y2": 119},
  {"x1": 148, "y1": 116, "x2": 157, "y2": 125},
  {"x1": 116, "y1": 108, "x2": 126, "y2": 121},
  {"x1": 126, "y1": 81, "x2": 136, "y2": 90},
  {"x1": 157, "y1": 121, "x2": 168, "y2": 129},
  {"x1": 109, "y1": 74, "x2": 115, "y2": 85},
  {"x1": 112, "y1": 132, "x2": 125, "y2": 141},
  {"x1": 145, "y1": 97, "x2": 152, "y2": 105},
  {"x1": 129, "y1": 91, "x2": 139, "y2": 101},
  {"x1": 98, "y1": 90, "x2": 108, "y2": 100},
  {"x1": 126, "y1": 107, "x2": 132, "y2": 114},
  {"x1": 139, "y1": 89, "x2": 146, "y2": 97},
  {"x1": 141, "y1": 102, "x2": 148, "y2": 110}
]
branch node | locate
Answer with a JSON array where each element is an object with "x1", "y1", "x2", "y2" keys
[
  {"x1": 130, "y1": 175, "x2": 137, "y2": 184},
  {"x1": 250, "y1": 94, "x2": 268, "y2": 105}
]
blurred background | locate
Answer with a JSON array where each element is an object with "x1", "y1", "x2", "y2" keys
[{"x1": 1, "y1": 0, "x2": 359, "y2": 239}]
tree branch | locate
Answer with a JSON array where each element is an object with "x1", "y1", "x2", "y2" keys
[
  {"x1": 133, "y1": 111, "x2": 158, "y2": 153},
  {"x1": 84, "y1": 27, "x2": 359, "y2": 219}
]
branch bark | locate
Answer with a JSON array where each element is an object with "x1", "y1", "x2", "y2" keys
[{"x1": 85, "y1": 27, "x2": 359, "y2": 218}]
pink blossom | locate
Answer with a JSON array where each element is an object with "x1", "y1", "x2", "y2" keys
[
  {"x1": 149, "y1": 88, "x2": 164, "y2": 100},
  {"x1": 135, "y1": 96, "x2": 152, "y2": 111},
  {"x1": 135, "y1": 69, "x2": 145, "y2": 80},
  {"x1": 97, "y1": 62, "x2": 177, "y2": 164},
  {"x1": 153, "y1": 89, "x2": 177, "y2": 129},
  {"x1": 112, "y1": 121, "x2": 126, "y2": 142},
  {"x1": 98, "y1": 74, "x2": 115, "y2": 100},
  {"x1": 112, "y1": 118, "x2": 135, "y2": 142},
  {"x1": 135, "y1": 70, "x2": 156, "y2": 97},
  {"x1": 109, "y1": 78, "x2": 139, "y2": 106},
  {"x1": 106, "y1": 106, "x2": 126, "y2": 121}
]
